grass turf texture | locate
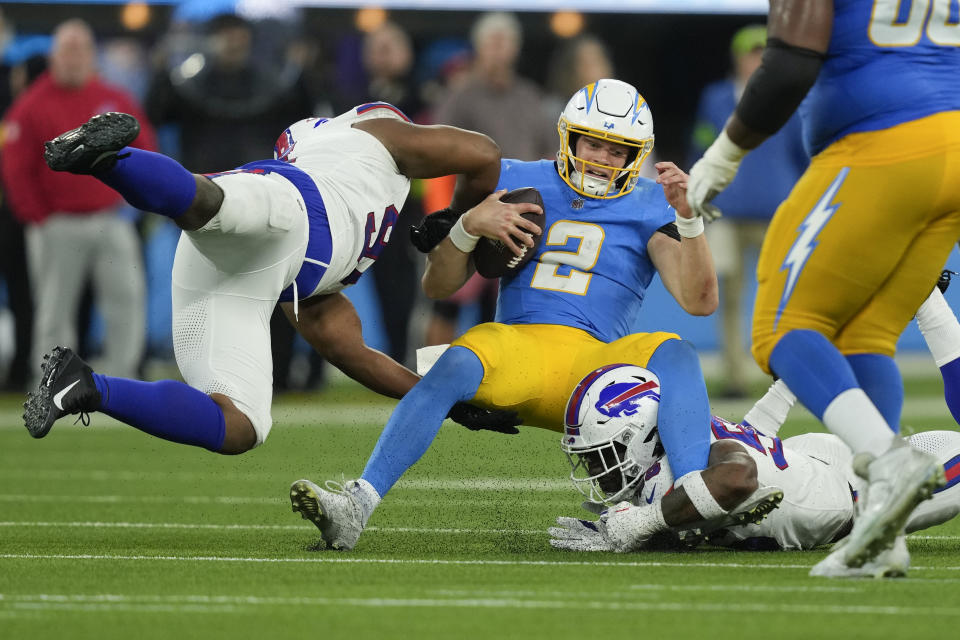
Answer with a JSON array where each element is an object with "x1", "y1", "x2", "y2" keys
[{"x1": 2, "y1": 376, "x2": 960, "y2": 639}]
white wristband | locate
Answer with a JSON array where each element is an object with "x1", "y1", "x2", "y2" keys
[
  {"x1": 448, "y1": 215, "x2": 480, "y2": 253},
  {"x1": 675, "y1": 213, "x2": 705, "y2": 238},
  {"x1": 677, "y1": 471, "x2": 727, "y2": 520}
]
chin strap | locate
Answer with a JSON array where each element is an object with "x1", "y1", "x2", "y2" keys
[{"x1": 569, "y1": 168, "x2": 612, "y2": 197}]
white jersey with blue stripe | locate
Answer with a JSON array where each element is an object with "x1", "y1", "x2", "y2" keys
[
  {"x1": 274, "y1": 103, "x2": 411, "y2": 295},
  {"x1": 644, "y1": 426, "x2": 854, "y2": 550}
]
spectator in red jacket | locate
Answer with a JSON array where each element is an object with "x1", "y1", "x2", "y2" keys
[{"x1": 0, "y1": 18, "x2": 156, "y2": 382}]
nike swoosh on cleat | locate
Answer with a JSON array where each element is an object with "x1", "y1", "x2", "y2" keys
[{"x1": 53, "y1": 379, "x2": 80, "y2": 410}]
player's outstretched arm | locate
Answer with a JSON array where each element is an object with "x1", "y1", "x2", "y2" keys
[
  {"x1": 353, "y1": 118, "x2": 501, "y2": 211},
  {"x1": 551, "y1": 441, "x2": 761, "y2": 552},
  {"x1": 648, "y1": 229, "x2": 718, "y2": 316},
  {"x1": 649, "y1": 161, "x2": 718, "y2": 315},
  {"x1": 282, "y1": 293, "x2": 419, "y2": 399},
  {"x1": 686, "y1": 0, "x2": 830, "y2": 220},
  {"x1": 726, "y1": 0, "x2": 832, "y2": 149}
]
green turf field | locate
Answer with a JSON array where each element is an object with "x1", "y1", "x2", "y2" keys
[{"x1": 2, "y1": 376, "x2": 959, "y2": 639}]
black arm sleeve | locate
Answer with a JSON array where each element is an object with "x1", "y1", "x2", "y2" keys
[
  {"x1": 656, "y1": 222, "x2": 681, "y2": 242},
  {"x1": 409, "y1": 207, "x2": 463, "y2": 253},
  {"x1": 734, "y1": 38, "x2": 826, "y2": 136}
]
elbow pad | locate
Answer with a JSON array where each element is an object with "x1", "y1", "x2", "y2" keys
[{"x1": 734, "y1": 38, "x2": 825, "y2": 136}]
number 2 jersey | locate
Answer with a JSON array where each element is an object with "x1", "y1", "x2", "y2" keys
[
  {"x1": 494, "y1": 159, "x2": 676, "y2": 343},
  {"x1": 801, "y1": 0, "x2": 960, "y2": 155}
]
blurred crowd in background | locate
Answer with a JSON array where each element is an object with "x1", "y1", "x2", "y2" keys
[{"x1": 0, "y1": 2, "x2": 808, "y2": 398}]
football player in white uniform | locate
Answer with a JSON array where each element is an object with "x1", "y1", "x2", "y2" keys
[
  {"x1": 551, "y1": 366, "x2": 960, "y2": 577},
  {"x1": 26, "y1": 104, "x2": 539, "y2": 455}
]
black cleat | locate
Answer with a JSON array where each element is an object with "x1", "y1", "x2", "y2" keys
[
  {"x1": 937, "y1": 269, "x2": 957, "y2": 295},
  {"x1": 43, "y1": 112, "x2": 139, "y2": 175},
  {"x1": 23, "y1": 347, "x2": 101, "y2": 439}
]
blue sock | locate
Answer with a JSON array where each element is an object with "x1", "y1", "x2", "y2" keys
[
  {"x1": 98, "y1": 148, "x2": 197, "y2": 219},
  {"x1": 646, "y1": 339, "x2": 711, "y2": 480},
  {"x1": 769, "y1": 329, "x2": 858, "y2": 420},
  {"x1": 362, "y1": 346, "x2": 483, "y2": 497},
  {"x1": 846, "y1": 353, "x2": 902, "y2": 434},
  {"x1": 92, "y1": 374, "x2": 226, "y2": 451},
  {"x1": 940, "y1": 358, "x2": 960, "y2": 426}
]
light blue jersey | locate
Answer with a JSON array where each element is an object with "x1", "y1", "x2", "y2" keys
[
  {"x1": 800, "y1": 0, "x2": 960, "y2": 155},
  {"x1": 494, "y1": 159, "x2": 675, "y2": 343}
]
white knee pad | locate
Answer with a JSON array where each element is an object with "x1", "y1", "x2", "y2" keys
[{"x1": 906, "y1": 431, "x2": 960, "y2": 533}]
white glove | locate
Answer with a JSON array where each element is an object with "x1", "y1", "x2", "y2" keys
[
  {"x1": 549, "y1": 516, "x2": 616, "y2": 552},
  {"x1": 686, "y1": 130, "x2": 748, "y2": 222},
  {"x1": 550, "y1": 501, "x2": 668, "y2": 553}
]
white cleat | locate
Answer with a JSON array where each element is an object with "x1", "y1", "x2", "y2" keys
[
  {"x1": 810, "y1": 441, "x2": 944, "y2": 577},
  {"x1": 810, "y1": 534, "x2": 910, "y2": 578},
  {"x1": 290, "y1": 478, "x2": 365, "y2": 550}
]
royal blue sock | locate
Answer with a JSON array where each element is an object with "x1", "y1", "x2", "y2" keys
[
  {"x1": 98, "y1": 148, "x2": 197, "y2": 219},
  {"x1": 769, "y1": 329, "x2": 859, "y2": 420},
  {"x1": 92, "y1": 374, "x2": 226, "y2": 451},
  {"x1": 940, "y1": 358, "x2": 960, "y2": 426},
  {"x1": 362, "y1": 346, "x2": 483, "y2": 497},
  {"x1": 846, "y1": 353, "x2": 902, "y2": 433},
  {"x1": 646, "y1": 339, "x2": 711, "y2": 480}
]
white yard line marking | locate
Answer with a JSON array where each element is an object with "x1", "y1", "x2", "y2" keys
[
  {"x1": 0, "y1": 475, "x2": 572, "y2": 490},
  {"x1": 2, "y1": 521, "x2": 958, "y2": 542},
  {"x1": 1, "y1": 552, "x2": 958, "y2": 572},
  {"x1": 433, "y1": 584, "x2": 863, "y2": 597},
  {"x1": 0, "y1": 593, "x2": 958, "y2": 616},
  {"x1": 0, "y1": 521, "x2": 543, "y2": 535}
]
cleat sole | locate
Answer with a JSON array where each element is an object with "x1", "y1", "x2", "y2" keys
[
  {"x1": 290, "y1": 480, "x2": 326, "y2": 531},
  {"x1": 45, "y1": 113, "x2": 140, "y2": 173}
]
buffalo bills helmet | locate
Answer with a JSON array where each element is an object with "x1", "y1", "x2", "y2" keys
[
  {"x1": 562, "y1": 364, "x2": 664, "y2": 505},
  {"x1": 556, "y1": 78, "x2": 655, "y2": 199}
]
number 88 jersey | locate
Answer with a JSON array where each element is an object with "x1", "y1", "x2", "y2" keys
[{"x1": 494, "y1": 159, "x2": 675, "y2": 344}]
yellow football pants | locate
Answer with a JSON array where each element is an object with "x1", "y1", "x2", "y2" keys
[
  {"x1": 452, "y1": 323, "x2": 678, "y2": 432},
  {"x1": 752, "y1": 111, "x2": 960, "y2": 373}
]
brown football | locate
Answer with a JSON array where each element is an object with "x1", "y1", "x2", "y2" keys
[{"x1": 473, "y1": 187, "x2": 545, "y2": 278}]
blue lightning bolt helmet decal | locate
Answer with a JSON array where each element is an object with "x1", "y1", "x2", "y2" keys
[{"x1": 775, "y1": 167, "x2": 851, "y2": 329}]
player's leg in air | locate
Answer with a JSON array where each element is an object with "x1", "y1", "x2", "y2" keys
[{"x1": 25, "y1": 112, "x2": 290, "y2": 455}]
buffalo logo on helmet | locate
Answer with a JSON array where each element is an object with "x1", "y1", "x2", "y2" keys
[
  {"x1": 274, "y1": 128, "x2": 297, "y2": 162},
  {"x1": 594, "y1": 379, "x2": 660, "y2": 420}
]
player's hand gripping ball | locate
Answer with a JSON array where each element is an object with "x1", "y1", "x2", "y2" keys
[{"x1": 473, "y1": 187, "x2": 545, "y2": 278}]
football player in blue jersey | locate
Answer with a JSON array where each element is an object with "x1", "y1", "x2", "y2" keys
[
  {"x1": 289, "y1": 79, "x2": 739, "y2": 552},
  {"x1": 686, "y1": 0, "x2": 960, "y2": 576}
]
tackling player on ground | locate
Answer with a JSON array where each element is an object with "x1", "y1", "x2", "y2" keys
[
  {"x1": 26, "y1": 104, "x2": 533, "y2": 455},
  {"x1": 550, "y1": 368, "x2": 960, "y2": 573},
  {"x1": 289, "y1": 79, "x2": 745, "y2": 551},
  {"x1": 686, "y1": 0, "x2": 960, "y2": 576}
]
